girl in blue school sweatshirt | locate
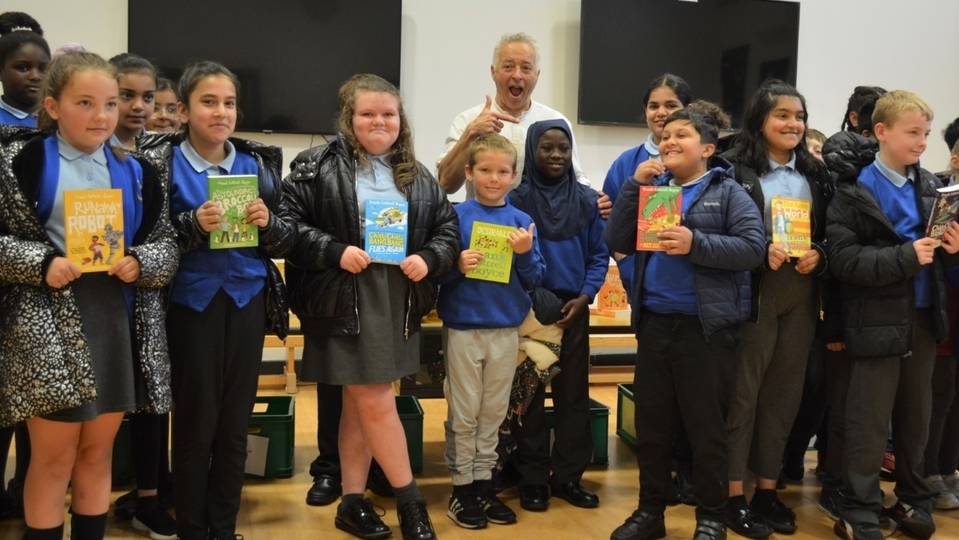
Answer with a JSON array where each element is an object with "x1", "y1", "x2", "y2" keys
[{"x1": 506, "y1": 118, "x2": 609, "y2": 512}]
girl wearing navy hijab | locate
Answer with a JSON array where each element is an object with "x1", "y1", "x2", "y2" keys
[{"x1": 506, "y1": 119, "x2": 608, "y2": 511}]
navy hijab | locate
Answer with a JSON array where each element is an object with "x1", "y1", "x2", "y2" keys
[{"x1": 510, "y1": 119, "x2": 596, "y2": 240}]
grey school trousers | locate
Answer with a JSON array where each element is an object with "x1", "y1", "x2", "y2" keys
[
  {"x1": 841, "y1": 309, "x2": 938, "y2": 525},
  {"x1": 728, "y1": 263, "x2": 817, "y2": 481},
  {"x1": 442, "y1": 327, "x2": 518, "y2": 486}
]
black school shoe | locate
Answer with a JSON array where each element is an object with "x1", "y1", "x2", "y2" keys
[
  {"x1": 609, "y1": 510, "x2": 666, "y2": 540},
  {"x1": 887, "y1": 501, "x2": 936, "y2": 540},
  {"x1": 551, "y1": 481, "x2": 600, "y2": 508},
  {"x1": 397, "y1": 498, "x2": 437, "y2": 540},
  {"x1": 692, "y1": 519, "x2": 727, "y2": 540},
  {"x1": 750, "y1": 497, "x2": 797, "y2": 534},
  {"x1": 519, "y1": 484, "x2": 550, "y2": 511},
  {"x1": 335, "y1": 497, "x2": 392, "y2": 540},
  {"x1": 725, "y1": 506, "x2": 773, "y2": 539},
  {"x1": 306, "y1": 475, "x2": 342, "y2": 506}
]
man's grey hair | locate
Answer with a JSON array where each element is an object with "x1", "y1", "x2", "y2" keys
[{"x1": 492, "y1": 32, "x2": 539, "y2": 66}]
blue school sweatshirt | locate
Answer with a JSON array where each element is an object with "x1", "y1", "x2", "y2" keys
[{"x1": 436, "y1": 199, "x2": 545, "y2": 330}]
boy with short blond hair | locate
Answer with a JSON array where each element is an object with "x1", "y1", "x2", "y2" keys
[
  {"x1": 806, "y1": 128, "x2": 827, "y2": 162},
  {"x1": 436, "y1": 133, "x2": 545, "y2": 530},
  {"x1": 827, "y1": 90, "x2": 959, "y2": 540}
]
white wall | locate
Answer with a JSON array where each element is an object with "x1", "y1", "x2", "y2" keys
[{"x1": 10, "y1": 0, "x2": 959, "y2": 201}]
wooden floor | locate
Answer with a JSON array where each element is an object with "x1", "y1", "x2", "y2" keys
[{"x1": 2, "y1": 384, "x2": 958, "y2": 539}]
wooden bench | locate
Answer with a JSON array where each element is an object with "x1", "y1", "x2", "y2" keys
[{"x1": 261, "y1": 334, "x2": 302, "y2": 393}]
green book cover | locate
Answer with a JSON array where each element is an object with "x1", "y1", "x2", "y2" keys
[
  {"x1": 209, "y1": 175, "x2": 259, "y2": 249},
  {"x1": 466, "y1": 221, "x2": 515, "y2": 284}
]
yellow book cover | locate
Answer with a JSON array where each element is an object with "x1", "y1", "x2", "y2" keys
[
  {"x1": 64, "y1": 189, "x2": 124, "y2": 272},
  {"x1": 466, "y1": 221, "x2": 515, "y2": 284},
  {"x1": 591, "y1": 263, "x2": 630, "y2": 317},
  {"x1": 771, "y1": 197, "x2": 811, "y2": 257}
]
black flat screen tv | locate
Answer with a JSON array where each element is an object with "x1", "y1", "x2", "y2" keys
[
  {"x1": 128, "y1": 0, "x2": 402, "y2": 134},
  {"x1": 578, "y1": 0, "x2": 800, "y2": 129}
]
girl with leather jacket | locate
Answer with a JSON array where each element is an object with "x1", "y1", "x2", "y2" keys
[
  {"x1": 283, "y1": 73, "x2": 458, "y2": 540},
  {"x1": 139, "y1": 60, "x2": 296, "y2": 540}
]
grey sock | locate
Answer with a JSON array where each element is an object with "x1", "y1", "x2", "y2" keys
[{"x1": 393, "y1": 479, "x2": 422, "y2": 506}]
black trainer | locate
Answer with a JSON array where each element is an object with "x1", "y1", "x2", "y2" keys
[
  {"x1": 398, "y1": 499, "x2": 437, "y2": 540},
  {"x1": 114, "y1": 489, "x2": 137, "y2": 521},
  {"x1": 817, "y1": 486, "x2": 845, "y2": 521},
  {"x1": 887, "y1": 501, "x2": 936, "y2": 540},
  {"x1": 609, "y1": 510, "x2": 666, "y2": 540},
  {"x1": 131, "y1": 496, "x2": 177, "y2": 540},
  {"x1": 474, "y1": 480, "x2": 516, "y2": 525},
  {"x1": 447, "y1": 485, "x2": 487, "y2": 529},
  {"x1": 335, "y1": 497, "x2": 392, "y2": 540}
]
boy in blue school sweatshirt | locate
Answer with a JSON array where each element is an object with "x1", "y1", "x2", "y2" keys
[
  {"x1": 827, "y1": 90, "x2": 959, "y2": 540},
  {"x1": 436, "y1": 133, "x2": 545, "y2": 530}
]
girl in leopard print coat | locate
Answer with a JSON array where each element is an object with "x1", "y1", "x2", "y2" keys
[{"x1": 0, "y1": 52, "x2": 177, "y2": 540}]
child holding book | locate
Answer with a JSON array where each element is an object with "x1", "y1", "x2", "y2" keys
[
  {"x1": 0, "y1": 12, "x2": 49, "y2": 127},
  {"x1": 282, "y1": 73, "x2": 458, "y2": 540},
  {"x1": 138, "y1": 60, "x2": 297, "y2": 540},
  {"x1": 605, "y1": 102, "x2": 766, "y2": 540},
  {"x1": 722, "y1": 80, "x2": 832, "y2": 538},
  {"x1": 828, "y1": 91, "x2": 959, "y2": 540},
  {"x1": 436, "y1": 133, "x2": 545, "y2": 529},
  {"x1": 0, "y1": 51, "x2": 177, "y2": 540},
  {"x1": 506, "y1": 119, "x2": 608, "y2": 512}
]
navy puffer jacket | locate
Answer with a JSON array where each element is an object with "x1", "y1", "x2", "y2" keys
[{"x1": 604, "y1": 156, "x2": 766, "y2": 335}]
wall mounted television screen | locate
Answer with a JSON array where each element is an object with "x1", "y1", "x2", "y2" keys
[
  {"x1": 128, "y1": 0, "x2": 401, "y2": 134},
  {"x1": 578, "y1": 0, "x2": 800, "y2": 129}
]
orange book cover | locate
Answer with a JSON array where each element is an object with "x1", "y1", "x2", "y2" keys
[{"x1": 64, "y1": 189, "x2": 124, "y2": 273}]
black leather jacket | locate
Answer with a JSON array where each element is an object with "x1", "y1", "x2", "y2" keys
[
  {"x1": 282, "y1": 135, "x2": 459, "y2": 337},
  {"x1": 138, "y1": 133, "x2": 297, "y2": 338}
]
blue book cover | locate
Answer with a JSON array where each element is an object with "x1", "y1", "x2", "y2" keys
[{"x1": 364, "y1": 199, "x2": 408, "y2": 264}]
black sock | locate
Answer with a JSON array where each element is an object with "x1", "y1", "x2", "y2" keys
[
  {"x1": 727, "y1": 494, "x2": 748, "y2": 514},
  {"x1": 342, "y1": 493, "x2": 364, "y2": 506},
  {"x1": 751, "y1": 488, "x2": 778, "y2": 507},
  {"x1": 393, "y1": 480, "x2": 422, "y2": 506},
  {"x1": 70, "y1": 512, "x2": 107, "y2": 540},
  {"x1": 452, "y1": 483, "x2": 471, "y2": 497},
  {"x1": 23, "y1": 524, "x2": 64, "y2": 540}
]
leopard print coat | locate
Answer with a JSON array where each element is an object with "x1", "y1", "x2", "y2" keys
[{"x1": 0, "y1": 127, "x2": 179, "y2": 427}]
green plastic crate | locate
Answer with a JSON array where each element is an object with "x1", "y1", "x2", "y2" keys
[
  {"x1": 248, "y1": 396, "x2": 295, "y2": 479},
  {"x1": 616, "y1": 383, "x2": 637, "y2": 450},
  {"x1": 543, "y1": 395, "x2": 610, "y2": 464},
  {"x1": 397, "y1": 395, "x2": 424, "y2": 473}
]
